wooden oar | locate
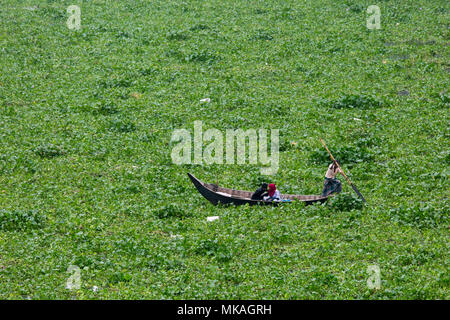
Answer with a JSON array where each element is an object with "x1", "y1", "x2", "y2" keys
[{"x1": 319, "y1": 138, "x2": 367, "y2": 203}]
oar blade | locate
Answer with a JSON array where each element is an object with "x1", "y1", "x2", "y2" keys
[{"x1": 351, "y1": 184, "x2": 367, "y2": 203}]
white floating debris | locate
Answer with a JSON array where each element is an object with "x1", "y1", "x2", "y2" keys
[
  {"x1": 353, "y1": 117, "x2": 362, "y2": 121},
  {"x1": 170, "y1": 234, "x2": 183, "y2": 239},
  {"x1": 200, "y1": 98, "x2": 211, "y2": 103},
  {"x1": 206, "y1": 216, "x2": 219, "y2": 222},
  {"x1": 93, "y1": 286, "x2": 99, "y2": 292},
  {"x1": 24, "y1": 6, "x2": 38, "y2": 11}
]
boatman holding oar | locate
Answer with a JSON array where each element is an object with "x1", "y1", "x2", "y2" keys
[
  {"x1": 321, "y1": 161, "x2": 343, "y2": 197},
  {"x1": 319, "y1": 138, "x2": 367, "y2": 202}
]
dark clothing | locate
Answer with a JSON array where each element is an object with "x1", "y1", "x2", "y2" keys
[
  {"x1": 251, "y1": 187, "x2": 268, "y2": 200},
  {"x1": 321, "y1": 177, "x2": 342, "y2": 197}
]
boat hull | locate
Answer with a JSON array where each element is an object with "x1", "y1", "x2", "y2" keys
[{"x1": 187, "y1": 173, "x2": 328, "y2": 206}]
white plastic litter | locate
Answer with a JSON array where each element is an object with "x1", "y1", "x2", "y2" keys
[
  {"x1": 200, "y1": 98, "x2": 211, "y2": 103},
  {"x1": 206, "y1": 216, "x2": 219, "y2": 222}
]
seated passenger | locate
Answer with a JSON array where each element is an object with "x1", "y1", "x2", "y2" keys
[
  {"x1": 251, "y1": 183, "x2": 268, "y2": 200},
  {"x1": 264, "y1": 183, "x2": 281, "y2": 201}
]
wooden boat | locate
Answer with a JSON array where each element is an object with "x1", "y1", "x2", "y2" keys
[{"x1": 187, "y1": 173, "x2": 329, "y2": 206}]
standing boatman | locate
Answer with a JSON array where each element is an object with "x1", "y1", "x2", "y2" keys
[{"x1": 322, "y1": 161, "x2": 343, "y2": 197}]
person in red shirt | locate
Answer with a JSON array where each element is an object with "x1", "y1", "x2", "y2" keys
[{"x1": 264, "y1": 183, "x2": 281, "y2": 201}]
